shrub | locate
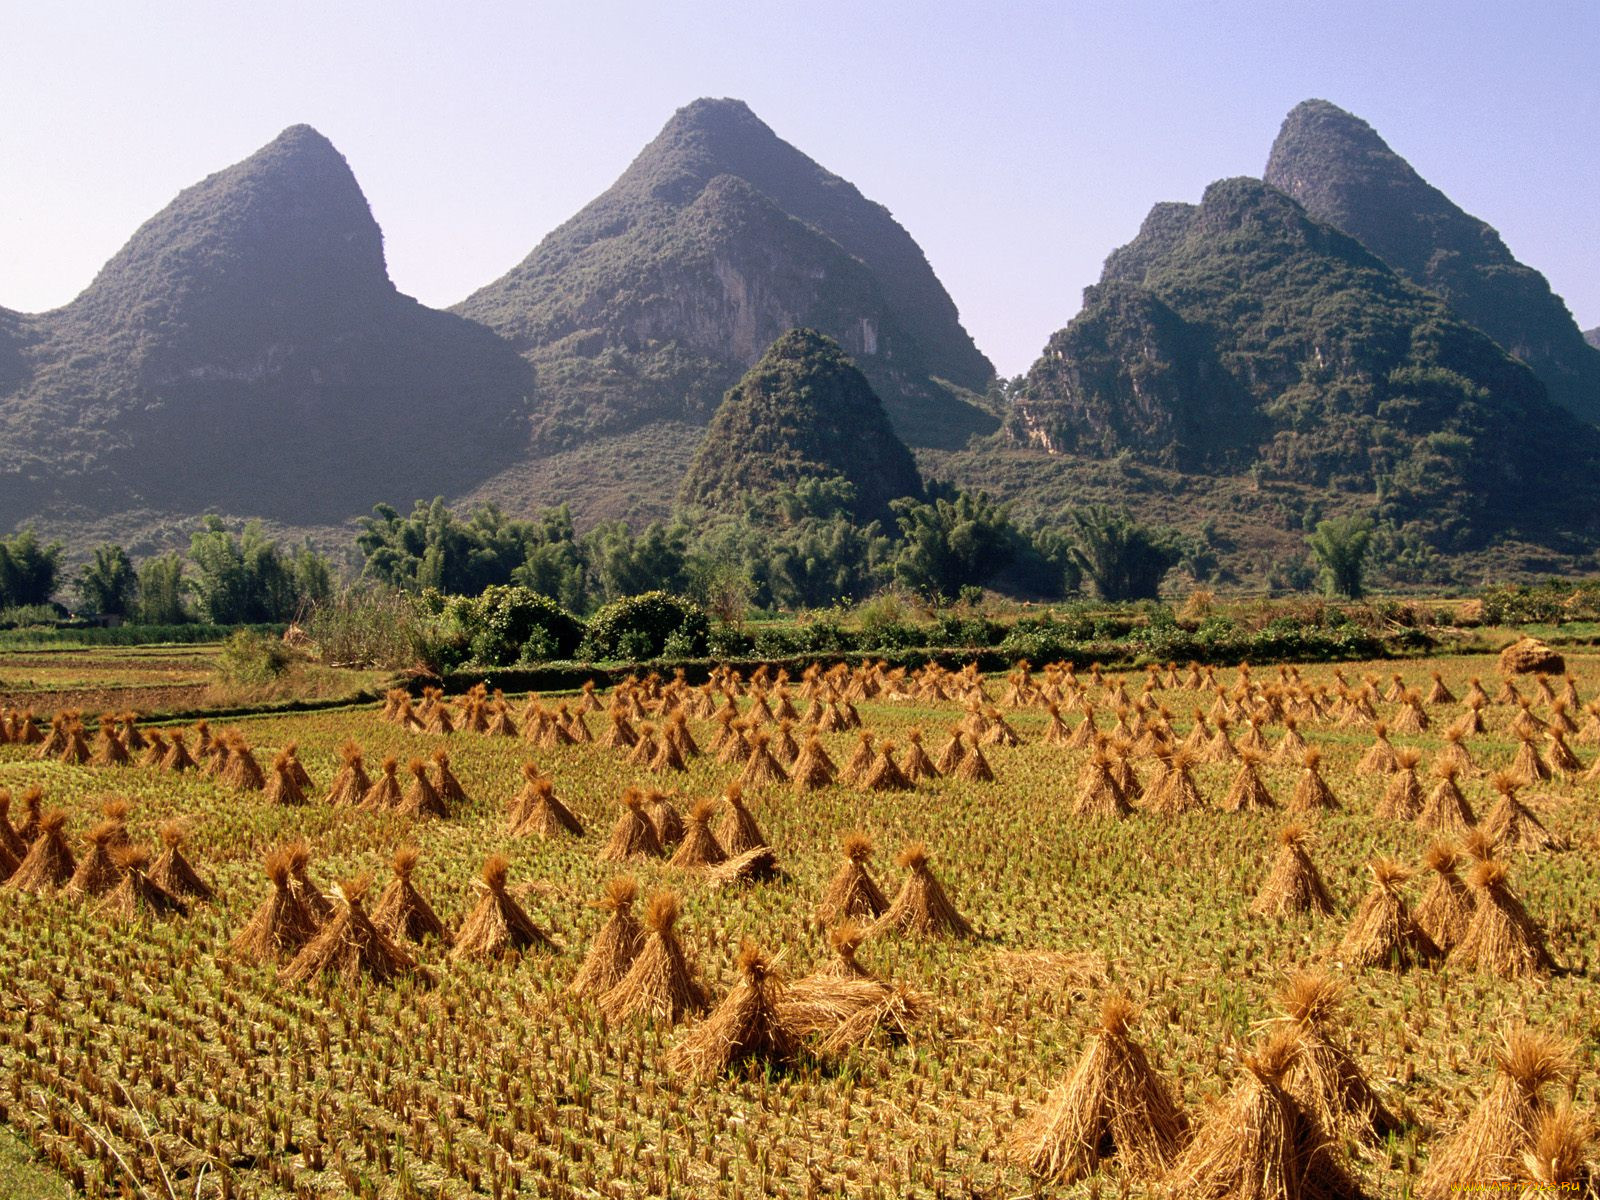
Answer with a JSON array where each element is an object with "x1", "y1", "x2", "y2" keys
[
  {"x1": 445, "y1": 586, "x2": 586, "y2": 667},
  {"x1": 304, "y1": 587, "x2": 441, "y2": 670},
  {"x1": 216, "y1": 630, "x2": 292, "y2": 685},
  {"x1": 581, "y1": 591, "x2": 710, "y2": 662}
]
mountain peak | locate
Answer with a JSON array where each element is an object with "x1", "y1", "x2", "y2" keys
[
  {"x1": 64, "y1": 123, "x2": 388, "y2": 337},
  {"x1": 1266, "y1": 98, "x2": 1600, "y2": 422}
]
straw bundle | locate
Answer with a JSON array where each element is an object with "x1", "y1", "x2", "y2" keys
[
  {"x1": 953, "y1": 739, "x2": 996, "y2": 782},
  {"x1": 738, "y1": 732, "x2": 788, "y2": 787},
  {"x1": 360, "y1": 758, "x2": 404, "y2": 811},
  {"x1": 1355, "y1": 723, "x2": 1397, "y2": 775},
  {"x1": 598, "y1": 789, "x2": 663, "y2": 861},
  {"x1": 89, "y1": 715, "x2": 130, "y2": 767},
  {"x1": 282, "y1": 876, "x2": 428, "y2": 987},
  {"x1": 230, "y1": 848, "x2": 319, "y2": 963},
  {"x1": 1274, "y1": 971, "x2": 1399, "y2": 1144},
  {"x1": 873, "y1": 843, "x2": 975, "y2": 939},
  {"x1": 1417, "y1": 1027, "x2": 1574, "y2": 1199},
  {"x1": 399, "y1": 757, "x2": 449, "y2": 819},
  {"x1": 1075, "y1": 752, "x2": 1132, "y2": 818},
  {"x1": 644, "y1": 789, "x2": 683, "y2": 845},
  {"x1": 450, "y1": 854, "x2": 556, "y2": 959},
  {"x1": 597, "y1": 891, "x2": 708, "y2": 1024},
  {"x1": 667, "y1": 942, "x2": 802, "y2": 1079},
  {"x1": 160, "y1": 732, "x2": 198, "y2": 772},
  {"x1": 1163, "y1": 1026, "x2": 1364, "y2": 1200},
  {"x1": 1289, "y1": 749, "x2": 1339, "y2": 812},
  {"x1": 1451, "y1": 858, "x2": 1555, "y2": 980},
  {"x1": 790, "y1": 736, "x2": 835, "y2": 792},
  {"x1": 1480, "y1": 771, "x2": 1565, "y2": 853},
  {"x1": 1417, "y1": 761, "x2": 1477, "y2": 835},
  {"x1": 431, "y1": 748, "x2": 469, "y2": 806},
  {"x1": 1375, "y1": 748, "x2": 1423, "y2": 820},
  {"x1": 1413, "y1": 841, "x2": 1473, "y2": 951},
  {"x1": 569, "y1": 877, "x2": 645, "y2": 998},
  {"x1": 816, "y1": 833, "x2": 889, "y2": 924},
  {"x1": 370, "y1": 847, "x2": 450, "y2": 945},
  {"x1": 1222, "y1": 749, "x2": 1275, "y2": 812},
  {"x1": 1251, "y1": 824, "x2": 1335, "y2": 918},
  {"x1": 715, "y1": 783, "x2": 766, "y2": 856},
  {"x1": 669, "y1": 799, "x2": 727, "y2": 868},
  {"x1": 97, "y1": 847, "x2": 187, "y2": 922},
  {"x1": 5, "y1": 810, "x2": 76, "y2": 895},
  {"x1": 64, "y1": 821, "x2": 124, "y2": 898},
  {"x1": 1334, "y1": 858, "x2": 1439, "y2": 971},
  {"x1": 1008, "y1": 993, "x2": 1189, "y2": 1184},
  {"x1": 263, "y1": 750, "x2": 306, "y2": 806}
]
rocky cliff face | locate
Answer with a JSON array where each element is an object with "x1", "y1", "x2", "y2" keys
[
  {"x1": 456, "y1": 98, "x2": 996, "y2": 451},
  {"x1": 0, "y1": 126, "x2": 534, "y2": 526},
  {"x1": 678, "y1": 328, "x2": 923, "y2": 524},
  {"x1": 1011, "y1": 176, "x2": 1600, "y2": 549},
  {"x1": 1265, "y1": 99, "x2": 1600, "y2": 424}
]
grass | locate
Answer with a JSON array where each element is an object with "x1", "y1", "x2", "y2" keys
[
  {"x1": 0, "y1": 1129, "x2": 69, "y2": 1200},
  {"x1": 0, "y1": 651, "x2": 1596, "y2": 1196}
]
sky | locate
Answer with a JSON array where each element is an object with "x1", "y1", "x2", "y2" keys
[{"x1": 2, "y1": 1, "x2": 1596, "y2": 377}]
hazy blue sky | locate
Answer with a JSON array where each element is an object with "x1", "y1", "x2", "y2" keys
[{"x1": 4, "y1": 1, "x2": 1595, "y2": 375}]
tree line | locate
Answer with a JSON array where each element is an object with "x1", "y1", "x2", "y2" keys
[{"x1": 3, "y1": 484, "x2": 1382, "y2": 626}]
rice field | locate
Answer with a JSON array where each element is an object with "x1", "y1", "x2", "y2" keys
[{"x1": 0, "y1": 651, "x2": 1596, "y2": 1197}]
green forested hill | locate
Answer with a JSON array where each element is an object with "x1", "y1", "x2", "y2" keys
[
  {"x1": 1265, "y1": 99, "x2": 1600, "y2": 424},
  {"x1": 1007, "y1": 176, "x2": 1600, "y2": 553},
  {"x1": 679, "y1": 329, "x2": 923, "y2": 524}
]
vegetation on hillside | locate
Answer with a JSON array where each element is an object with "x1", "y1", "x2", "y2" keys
[{"x1": 1266, "y1": 99, "x2": 1600, "y2": 423}]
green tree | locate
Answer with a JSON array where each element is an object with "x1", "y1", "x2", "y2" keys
[
  {"x1": 890, "y1": 490, "x2": 1016, "y2": 600},
  {"x1": 136, "y1": 553, "x2": 188, "y2": 624},
  {"x1": 188, "y1": 517, "x2": 330, "y2": 623},
  {"x1": 1065, "y1": 506, "x2": 1181, "y2": 601},
  {"x1": 0, "y1": 529, "x2": 64, "y2": 607},
  {"x1": 583, "y1": 521, "x2": 690, "y2": 602},
  {"x1": 1307, "y1": 515, "x2": 1375, "y2": 599},
  {"x1": 74, "y1": 544, "x2": 138, "y2": 618}
]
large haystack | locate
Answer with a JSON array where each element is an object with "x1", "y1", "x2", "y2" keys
[
  {"x1": 450, "y1": 854, "x2": 556, "y2": 959},
  {"x1": 1334, "y1": 858, "x2": 1440, "y2": 971},
  {"x1": 1251, "y1": 824, "x2": 1334, "y2": 919},
  {"x1": 569, "y1": 877, "x2": 644, "y2": 998},
  {"x1": 1498, "y1": 637, "x2": 1564, "y2": 676},
  {"x1": 1417, "y1": 1027, "x2": 1574, "y2": 1199},
  {"x1": 597, "y1": 891, "x2": 708, "y2": 1024},
  {"x1": 1008, "y1": 994, "x2": 1189, "y2": 1185},
  {"x1": 281, "y1": 877, "x2": 429, "y2": 987},
  {"x1": 230, "y1": 848, "x2": 319, "y2": 963},
  {"x1": 370, "y1": 847, "x2": 450, "y2": 945},
  {"x1": 1163, "y1": 1026, "x2": 1366, "y2": 1199},
  {"x1": 667, "y1": 942, "x2": 803, "y2": 1079},
  {"x1": 873, "y1": 843, "x2": 975, "y2": 939}
]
